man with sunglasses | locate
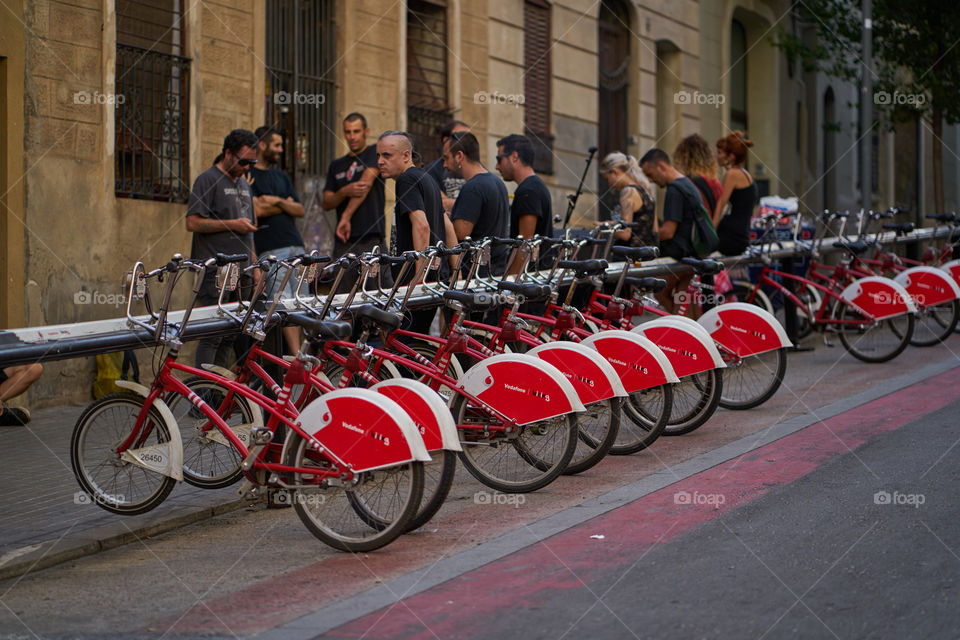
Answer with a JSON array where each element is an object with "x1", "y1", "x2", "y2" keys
[{"x1": 186, "y1": 128, "x2": 259, "y2": 368}]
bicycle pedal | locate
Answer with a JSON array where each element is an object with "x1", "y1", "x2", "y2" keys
[{"x1": 237, "y1": 481, "x2": 264, "y2": 501}]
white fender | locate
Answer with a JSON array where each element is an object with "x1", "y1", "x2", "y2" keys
[
  {"x1": 633, "y1": 317, "x2": 727, "y2": 373},
  {"x1": 698, "y1": 302, "x2": 793, "y2": 356},
  {"x1": 893, "y1": 266, "x2": 960, "y2": 307},
  {"x1": 527, "y1": 341, "x2": 628, "y2": 403},
  {"x1": 581, "y1": 330, "x2": 680, "y2": 392},
  {"x1": 297, "y1": 388, "x2": 431, "y2": 473},
  {"x1": 200, "y1": 363, "x2": 236, "y2": 380},
  {"x1": 839, "y1": 276, "x2": 917, "y2": 320},
  {"x1": 940, "y1": 259, "x2": 960, "y2": 286},
  {"x1": 371, "y1": 378, "x2": 461, "y2": 452},
  {"x1": 114, "y1": 380, "x2": 183, "y2": 482},
  {"x1": 458, "y1": 353, "x2": 586, "y2": 425}
]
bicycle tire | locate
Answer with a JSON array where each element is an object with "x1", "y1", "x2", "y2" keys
[
  {"x1": 166, "y1": 377, "x2": 248, "y2": 489},
  {"x1": 405, "y1": 449, "x2": 457, "y2": 532},
  {"x1": 286, "y1": 433, "x2": 424, "y2": 552},
  {"x1": 452, "y1": 394, "x2": 576, "y2": 493},
  {"x1": 612, "y1": 384, "x2": 673, "y2": 454},
  {"x1": 910, "y1": 299, "x2": 959, "y2": 347},
  {"x1": 718, "y1": 348, "x2": 787, "y2": 410},
  {"x1": 834, "y1": 303, "x2": 914, "y2": 363},
  {"x1": 71, "y1": 392, "x2": 176, "y2": 516},
  {"x1": 662, "y1": 369, "x2": 723, "y2": 436},
  {"x1": 561, "y1": 398, "x2": 620, "y2": 475}
]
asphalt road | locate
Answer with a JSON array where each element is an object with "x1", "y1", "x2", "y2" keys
[{"x1": 1, "y1": 336, "x2": 959, "y2": 640}]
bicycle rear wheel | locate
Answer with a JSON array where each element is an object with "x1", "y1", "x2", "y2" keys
[
  {"x1": 910, "y1": 299, "x2": 959, "y2": 346},
  {"x1": 719, "y1": 348, "x2": 787, "y2": 410},
  {"x1": 453, "y1": 395, "x2": 576, "y2": 493},
  {"x1": 71, "y1": 393, "x2": 176, "y2": 515},
  {"x1": 662, "y1": 369, "x2": 723, "y2": 436},
  {"x1": 612, "y1": 384, "x2": 673, "y2": 454},
  {"x1": 563, "y1": 398, "x2": 620, "y2": 475},
  {"x1": 286, "y1": 434, "x2": 423, "y2": 552},
  {"x1": 834, "y1": 303, "x2": 914, "y2": 363},
  {"x1": 167, "y1": 378, "x2": 247, "y2": 489}
]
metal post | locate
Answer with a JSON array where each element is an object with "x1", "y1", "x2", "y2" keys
[{"x1": 860, "y1": 0, "x2": 873, "y2": 211}]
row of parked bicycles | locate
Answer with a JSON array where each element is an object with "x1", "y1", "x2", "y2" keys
[{"x1": 69, "y1": 210, "x2": 960, "y2": 552}]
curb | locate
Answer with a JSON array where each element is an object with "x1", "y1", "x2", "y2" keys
[{"x1": 0, "y1": 496, "x2": 259, "y2": 582}]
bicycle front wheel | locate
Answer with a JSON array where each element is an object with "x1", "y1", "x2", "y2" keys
[
  {"x1": 71, "y1": 393, "x2": 176, "y2": 515},
  {"x1": 613, "y1": 384, "x2": 673, "y2": 454},
  {"x1": 167, "y1": 378, "x2": 247, "y2": 489},
  {"x1": 719, "y1": 348, "x2": 787, "y2": 410},
  {"x1": 835, "y1": 303, "x2": 914, "y2": 363},
  {"x1": 287, "y1": 434, "x2": 424, "y2": 552},
  {"x1": 453, "y1": 395, "x2": 577, "y2": 493},
  {"x1": 910, "y1": 299, "x2": 959, "y2": 346},
  {"x1": 662, "y1": 369, "x2": 723, "y2": 436}
]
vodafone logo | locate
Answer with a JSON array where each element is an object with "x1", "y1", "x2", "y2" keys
[{"x1": 341, "y1": 421, "x2": 365, "y2": 435}]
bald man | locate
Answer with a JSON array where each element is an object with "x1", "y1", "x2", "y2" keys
[{"x1": 377, "y1": 130, "x2": 454, "y2": 332}]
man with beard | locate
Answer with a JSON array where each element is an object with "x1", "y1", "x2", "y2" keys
[{"x1": 249, "y1": 126, "x2": 305, "y2": 354}]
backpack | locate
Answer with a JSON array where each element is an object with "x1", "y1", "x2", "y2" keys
[{"x1": 678, "y1": 180, "x2": 719, "y2": 258}]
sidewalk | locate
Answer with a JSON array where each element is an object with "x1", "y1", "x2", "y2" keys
[{"x1": 0, "y1": 404, "x2": 255, "y2": 581}]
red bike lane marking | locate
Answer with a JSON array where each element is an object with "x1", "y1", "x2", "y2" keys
[{"x1": 154, "y1": 366, "x2": 960, "y2": 637}]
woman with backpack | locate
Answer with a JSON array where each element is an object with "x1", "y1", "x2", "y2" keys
[{"x1": 714, "y1": 131, "x2": 758, "y2": 256}]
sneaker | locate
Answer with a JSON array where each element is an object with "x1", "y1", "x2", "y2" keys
[{"x1": 0, "y1": 407, "x2": 31, "y2": 426}]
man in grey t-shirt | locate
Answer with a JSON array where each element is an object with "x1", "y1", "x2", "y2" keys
[{"x1": 186, "y1": 128, "x2": 259, "y2": 367}]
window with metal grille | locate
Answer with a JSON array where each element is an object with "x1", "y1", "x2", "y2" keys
[
  {"x1": 524, "y1": 0, "x2": 553, "y2": 174},
  {"x1": 407, "y1": 0, "x2": 451, "y2": 165},
  {"x1": 115, "y1": 0, "x2": 190, "y2": 203},
  {"x1": 265, "y1": 0, "x2": 335, "y2": 191}
]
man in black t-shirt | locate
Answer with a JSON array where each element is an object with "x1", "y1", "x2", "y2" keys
[
  {"x1": 495, "y1": 134, "x2": 554, "y2": 273},
  {"x1": 249, "y1": 126, "x2": 306, "y2": 354},
  {"x1": 323, "y1": 112, "x2": 388, "y2": 289},
  {"x1": 377, "y1": 130, "x2": 452, "y2": 333},
  {"x1": 445, "y1": 132, "x2": 510, "y2": 276},
  {"x1": 425, "y1": 120, "x2": 470, "y2": 213},
  {"x1": 640, "y1": 148, "x2": 700, "y2": 313}
]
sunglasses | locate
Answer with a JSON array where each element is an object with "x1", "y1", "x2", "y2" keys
[
  {"x1": 236, "y1": 158, "x2": 257, "y2": 167},
  {"x1": 496, "y1": 154, "x2": 509, "y2": 162}
]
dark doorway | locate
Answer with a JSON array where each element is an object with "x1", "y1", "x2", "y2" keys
[{"x1": 597, "y1": 0, "x2": 630, "y2": 219}]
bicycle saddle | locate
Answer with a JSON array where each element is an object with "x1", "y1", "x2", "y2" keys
[
  {"x1": 351, "y1": 304, "x2": 403, "y2": 332},
  {"x1": 497, "y1": 281, "x2": 552, "y2": 301},
  {"x1": 681, "y1": 258, "x2": 724, "y2": 274},
  {"x1": 611, "y1": 246, "x2": 660, "y2": 261},
  {"x1": 882, "y1": 223, "x2": 914, "y2": 235},
  {"x1": 833, "y1": 240, "x2": 872, "y2": 256},
  {"x1": 557, "y1": 259, "x2": 608, "y2": 276},
  {"x1": 624, "y1": 276, "x2": 667, "y2": 293},
  {"x1": 283, "y1": 313, "x2": 352, "y2": 340},
  {"x1": 442, "y1": 290, "x2": 500, "y2": 311}
]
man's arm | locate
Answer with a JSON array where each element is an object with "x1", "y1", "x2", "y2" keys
[
  {"x1": 253, "y1": 195, "x2": 283, "y2": 218},
  {"x1": 276, "y1": 197, "x2": 305, "y2": 217},
  {"x1": 508, "y1": 214, "x2": 539, "y2": 274},
  {"x1": 659, "y1": 220, "x2": 677, "y2": 241},
  {"x1": 453, "y1": 218, "x2": 475, "y2": 241},
  {"x1": 186, "y1": 214, "x2": 257, "y2": 234},
  {"x1": 335, "y1": 167, "x2": 379, "y2": 242},
  {"x1": 441, "y1": 192, "x2": 456, "y2": 213}
]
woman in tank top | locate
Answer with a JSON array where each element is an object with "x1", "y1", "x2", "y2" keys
[
  {"x1": 714, "y1": 131, "x2": 758, "y2": 256},
  {"x1": 599, "y1": 152, "x2": 658, "y2": 248}
]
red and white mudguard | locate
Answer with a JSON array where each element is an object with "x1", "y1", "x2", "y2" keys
[
  {"x1": 839, "y1": 276, "x2": 917, "y2": 321},
  {"x1": 581, "y1": 330, "x2": 680, "y2": 393},
  {"x1": 371, "y1": 379, "x2": 461, "y2": 453},
  {"x1": 893, "y1": 266, "x2": 960, "y2": 308},
  {"x1": 527, "y1": 341, "x2": 627, "y2": 405},
  {"x1": 632, "y1": 317, "x2": 726, "y2": 378},
  {"x1": 457, "y1": 354, "x2": 586, "y2": 425},
  {"x1": 296, "y1": 388, "x2": 431, "y2": 473},
  {"x1": 698, "y1": 302, "x2": 792, "y2": 357},
  {"x1": 940, "y1": 259, "x2": 960, "y2": 287}
]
